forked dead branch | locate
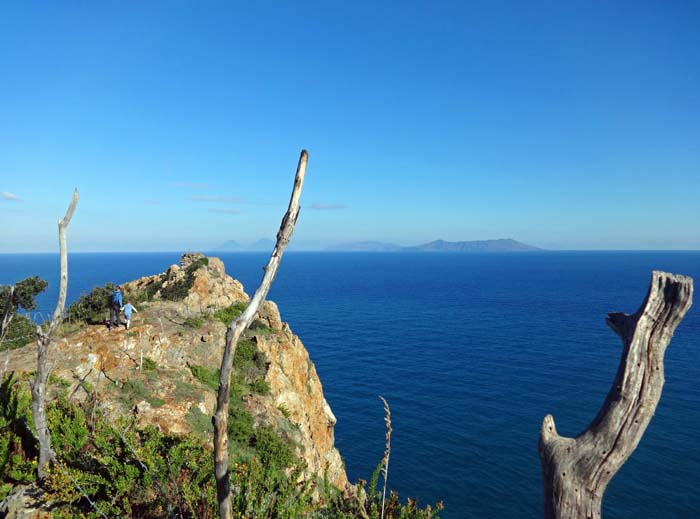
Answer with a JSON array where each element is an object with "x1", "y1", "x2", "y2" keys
[{"x1": 539, "y1": 271, "x2": 693, "y2": 519}]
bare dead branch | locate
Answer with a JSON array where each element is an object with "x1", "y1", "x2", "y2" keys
[
  {"x1": 539, "y1": 271, "x2": 693, "y2": 519},
  {"x1": 0, "y1": 286, "x2": 15, "y2": 344},
  {"x1": 213, "y1": 150, "x2": 307, "y2": 519},
  {"x1": 32, "y1": 189, "x2": 79, "y2": 481}
]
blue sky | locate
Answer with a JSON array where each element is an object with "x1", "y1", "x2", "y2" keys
[{"x1": 1, "y1": 1, "x2": 698, "y2": 252}]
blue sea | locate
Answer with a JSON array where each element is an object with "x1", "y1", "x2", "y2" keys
[{"x1": 1, "y1": 251, "x2": 699, "y2": 518}]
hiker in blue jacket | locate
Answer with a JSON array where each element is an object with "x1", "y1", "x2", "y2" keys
[{"x1": 109, "y1": 286, "x2": 123, "y2": 331}]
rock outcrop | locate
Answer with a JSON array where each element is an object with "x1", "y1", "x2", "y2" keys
[{"x1": 3, "y1": 254, "x2": 347, "y2": 491}]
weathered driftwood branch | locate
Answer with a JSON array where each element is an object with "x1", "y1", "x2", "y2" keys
[
  {"x1": 213, "y1": 150, "x2": 308, "y2": 519},
  {"x1": 32, "y1": 189, "x2": 79, "y2": 481},
  {"x1": 539, "y1": 271, "x2": 693, "y2": 519}
]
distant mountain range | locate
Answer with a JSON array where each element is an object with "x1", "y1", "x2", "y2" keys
[
  {"x1": 327, "y1": 238, "x2": 542, "y2": 252},
  {"x1": 215, "y1": 238, "x2": 541, "y2": 252}
]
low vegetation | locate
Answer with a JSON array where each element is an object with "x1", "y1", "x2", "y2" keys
[
  {"x1": 64, "y1": 257, "x2": 212, "y2": 328},
  {"x1": 160, "y1": 257, "x2": 209, "y2": 301},
  {"x1": 0, "y1": 276, "x2": 48, "y2": 350},
  {"x1": 212, "y1": 301, "x2": 248, "y2": 325},
  {"x1": 183, "y1": 316, "x2": 205, "y2": 329},
  {"x1": 67, "y1": 282, "x2": 116, "y2": 325},
  {"x1": 0, "y1": 372, "x2": 442, "y2": 518}
]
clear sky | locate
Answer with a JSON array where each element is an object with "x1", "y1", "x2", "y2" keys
[{"x1": 1, "y1": 1, "x2": 698, "y2": 252}]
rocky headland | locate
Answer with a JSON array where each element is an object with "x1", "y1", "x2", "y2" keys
[{"x1": 2, "y1": 253, "x2": 347, "y2": 492}]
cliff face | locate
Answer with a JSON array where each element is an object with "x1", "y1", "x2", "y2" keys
[{"x1": 4, "y1": 254, "x2": 347, "y2": 490}]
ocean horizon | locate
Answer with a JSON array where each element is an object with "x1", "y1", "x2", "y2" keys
[{"x1": 2, "y1": 251, "x2": 699, "y2": 518}]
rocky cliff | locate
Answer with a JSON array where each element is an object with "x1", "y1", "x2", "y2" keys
[{"x1": 3, "y1": 253, "x2": 347, "y2": 491}]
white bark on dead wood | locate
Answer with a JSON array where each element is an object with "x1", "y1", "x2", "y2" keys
[
  {"x1": 32, "y1": 189, "x2": 79, "y2": 481},
  {"x1": 213, "y1": 150, "x2": 307, "y2": 519},
  {"x1": 539, "y1": 271, "x2": 693, "y2": 519}
]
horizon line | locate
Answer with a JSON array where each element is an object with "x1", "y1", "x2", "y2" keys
[{"x1": 2, "y1": 248, "x2": 700, "y2": 254}]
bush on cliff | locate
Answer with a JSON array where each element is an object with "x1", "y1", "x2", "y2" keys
[
  {"x1": 0, "y1": 372, "x2": 442, "y2": 518},
  {"x1": 212, "y1": 301, "x2": 248, "y2": 324},
  {"x1": 0, "y1": 276, "x2": 48, "y2": 351},
  {"x1": 67, "y1": 282, "x2": 115, "y2": 325},
  {"x1": 160, "y1": 257, "x2": 209, "y2": 301}
]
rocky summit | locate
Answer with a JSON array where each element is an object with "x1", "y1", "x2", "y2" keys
[{"x1": 3, "y1": 253, "x2": 348, "y2": 491}]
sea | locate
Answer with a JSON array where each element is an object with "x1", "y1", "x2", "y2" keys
[{"x1": 1, "y1": 251, "x2": 699, "y2": 519}]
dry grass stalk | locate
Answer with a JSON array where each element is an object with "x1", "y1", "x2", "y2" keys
[{"x1": 379, "y1": 396, "x2": 392, "y2": 519}]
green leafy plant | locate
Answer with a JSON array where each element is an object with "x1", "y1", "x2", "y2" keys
[
  {"x1": 119, "y1": 379, "x2": 149, "y2": 406},
  {"x1": 0, "y1": 276, "x2": 48, "y2": 350},
  {"x1": 212, "y1": 301, "x2": 248, "y2": 325},
  {"x1": 0, "y1": 373, "x2": 36, "y2": 499},
  {"x1": 141, "y1": 357, "x2": 157, "y2": 371},
  {"x1": 250, "y1": 378, "x2": 270, "y2": 395},
  {"x1": 190, "y1": 365, "x2": 219, "y2": 392},
  {"x1": 248, "y1": 319, "x2": 275, "y2": 335},
  {"x1": 143, "y1": 279, "x2": 164, "y2": 301},
  {"x1": 277, "y1": 404, "x2": 291, "y2": 419},
  {"x1": 183, "y1": 316, "x2": 204, "y2": 329},
  {"x1": 1, "y1": 371, "x2": 442, "y2": 518},
  {"x1": 67, "y1": 282, "x2": 115, "y2": 325},
  {"x1": 160, "y1": 257, "x2": 209, "y2": 301},
  {"x1": 186, "y1": 406, "x2": 212, "y2": 435}
]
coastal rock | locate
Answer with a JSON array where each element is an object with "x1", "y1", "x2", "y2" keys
[
  {"x1": 3, "y1": 253, "x2": 348, "y2": 491},
  {"x1": 255, "y1": 332, "x2": 346, "y2": 486}
]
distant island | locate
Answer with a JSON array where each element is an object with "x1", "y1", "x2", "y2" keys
[
  {"x1": 328, "y1": 238, "x2": 542, "y2": 252},
  {"x1": 214, "y1": 238, "x2": 542, "y2": 252}
]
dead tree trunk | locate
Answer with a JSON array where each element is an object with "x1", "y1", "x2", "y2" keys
[
  {"x1": 32, "y1": 189, "x2": 79, "y2": 481},
  {"x1": 213, "y1": 150, "x2": 307, "y2": 519},
  {"x1": 539, "y1": 271, "x2": 693, "y2": 519},
  {"x1": 0, "y1": 286, "x2": 15, "y2": 344}
]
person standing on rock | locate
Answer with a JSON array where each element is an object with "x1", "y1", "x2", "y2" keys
[
  {"x1": 109, "y1": 286, "x2": 123, "y2": 331},
  {"x1": 121, "y1": 300, "x2": 138, "y2": 330}
]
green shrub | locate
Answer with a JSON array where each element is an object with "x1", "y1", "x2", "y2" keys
[
  {"x1": 0, "y1": 276, "x2": 48, "y2": 351},
  {"x1": 47, "y1": 397, "x2": 89, "y2": 459},
  {"x1": 45, "y1": 413, "x2": 218, "y2": 518},
  {"x1": 67, "y1": 282, "x2": 115, "y2": 325},
  {"x1": 186, "y1": 406, "x2": 212, "y2": 435},
  {"x1": 160, "y1": 257, "x2": 209, "y2": 302},
  {"x1": 119, "y1": 379, "x2": 149, "y2": 406},
  {"x1": 0, "y1": 314, "x2": 35, "y2": 351},
  {"x1": 235, "y1": 339, "x2": 266, "y2": 371},
  {"x1": 160, "y1": 280, "x2": 190, "y2": 301},
  {"x1": 143, "y1": 279, "x2": 163, "y2": 301},
  {"x1": 212, "y1": 301, "x2": 248, "y2": 325},
  {"x1": 277, "y1": 404, "x2": 291, "y2": 419},
  {"x1": 228, "y1": 405, "x2": 254, "y2": 446},
  {"x1": 0, "y1": 277, "x2": 47, "y2": 313},
  {"x1": 249, "y1": 319, "x2": 275, "y2": 334},
  {"x1": 173, "y1": 379, "x2": 205, "y2": 403},
  {"x1": 250, "y1": 378, "x2": 270, "y2": 395},
  {"x1": 0, "y1": 372, "x2": 442, "y2": 518},
  {"x1": 183, "y1": 316, "x2": 204, "y2": 329},
  {"x1": 141, "y1": 357, "x2": 157, "y2": 371},
  {"x1": 231, "y1": 426, "x2": 312, "y2": 518},
  {"x1": 190, "y1": 365, "x2": 219, "y2": 392},
  {"x1": 0, "y1": 373, "x2": 36, "y2": 498}
]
